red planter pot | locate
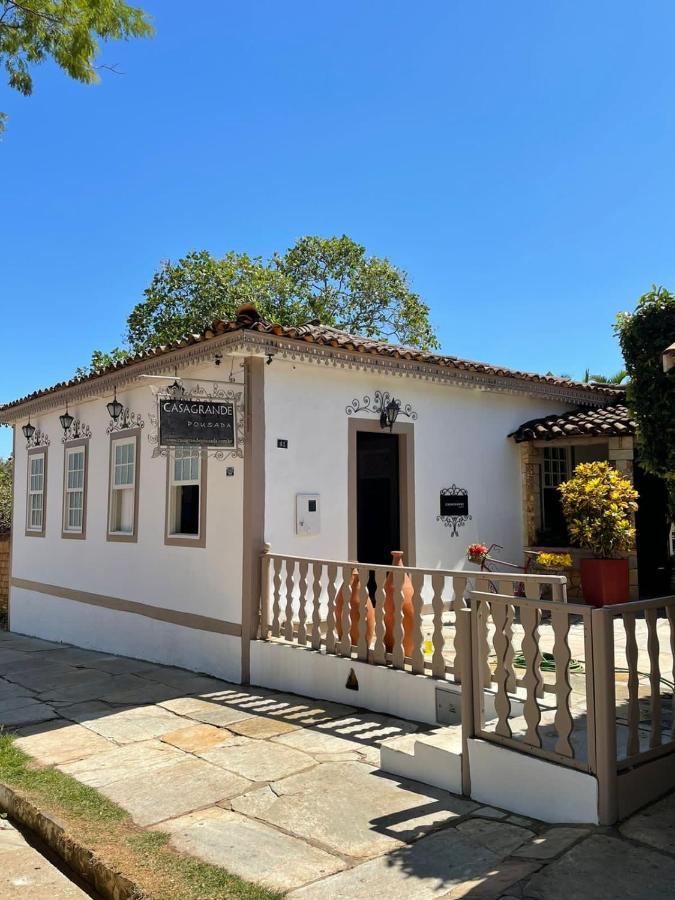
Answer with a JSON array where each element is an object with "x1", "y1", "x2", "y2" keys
[{"x1": 580, "y1": 558, "x2": 629, "y2": 607}]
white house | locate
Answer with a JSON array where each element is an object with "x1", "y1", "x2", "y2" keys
[{"x1": 0, "y1": 304, "x2": 615, "y2": 686}]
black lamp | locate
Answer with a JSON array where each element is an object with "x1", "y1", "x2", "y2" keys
[
  {"x1": 380, "y1": 397, "x2": 400, "y2": 431},
  {"x1": 106, "y1": 387, "x2": 123, "y2": 421},
  {"x1": 59, "y1": 404, "x2": 74, "y2": 434},
  {"x1": 22, "y1": 420, "x2": 35, "y2": 442}
]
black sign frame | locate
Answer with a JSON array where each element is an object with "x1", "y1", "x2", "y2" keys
[
  {"x1": 436, "y1": 484, "x2": 472, "y2": 537},
  {"x1": 159, "y1": 396, "x2": 237, "y2": 448}
]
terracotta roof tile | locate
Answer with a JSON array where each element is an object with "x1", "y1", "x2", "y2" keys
[
  {"x1": 510, "y1": 402, "x2": 636, "y2": 442},
  {"x1": 0, "y1": 306, "x2": 618, "y2": 416}
]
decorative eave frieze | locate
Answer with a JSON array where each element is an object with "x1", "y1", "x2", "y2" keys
[{"x1": 0, "y1": 329, "x2": 608, "y2": 423}]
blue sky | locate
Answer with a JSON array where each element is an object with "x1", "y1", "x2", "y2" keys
[{"x1": 2, "y1": 1, "x2": 675, "y2": 457}]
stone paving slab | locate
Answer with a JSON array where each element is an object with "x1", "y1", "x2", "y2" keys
[
  {"x1": 59, "y1": 701, "x2": 184, "y2": 744},
  {"x1": 0, "y1": 698, "x2": 59, "y2": 727},
  {"x1": 14, "y1": 720, "x2": 113, "y2": 765},
  {"x1": 0, "y1": 677, "x2": 35, "y2": 698},
  {"x1": 0, "y1": 818, "x2": 87, "y2": 898},
  {"x1": 228, "y1": 715, "x2": 301, "y2": 739},
  {"x1": 513, "y1": 826, "x2": 589, "y2": 860},
  {"x1": 253, "y1": 762, "x2": 478, "y2": 858},
  {"x1": 523, "y1": 834, "x2": 675, "y2": 899},
  {"x1": 159, "y1": 696, "x2": 255, "y2": 726},
  {"x1": 160, "y1": 722, "x2": 235, "y2": 753},
  {"x1": 158, "y1": 806, "x2": 347, "y2": 892},
  {"x1": 456, "y1": 818, "x2": 534, "y2": 856},
  {"x1": 100, "y1": 757, "x2": 251, "y2": 826},
  {"x1": 618, "y1": 791, "x2": 675, "y2": 855},
  {"x1": 59, "y1": 739, "x2": 185, "y2": 788},
  {"x1": 37, "y1": 672, "x2": 151, "y2": 705},
  {"x1": 287, "y1": 825, "x2": 521, "y2": 899},
  {"x1": 200, "y1": 738, "x2": 316, "y2": 781}
]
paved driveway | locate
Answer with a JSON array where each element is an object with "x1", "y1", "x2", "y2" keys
[{"x1": 1, "y1": 630, "x2": 674, "y2": 898}]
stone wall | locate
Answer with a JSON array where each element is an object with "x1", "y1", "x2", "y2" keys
[
  {"x1": 608, "y1": 436, "x2": 639, "y2": 601},
  {"x1": 0, "y1": 533, "x2": 9, "y2": 629}
]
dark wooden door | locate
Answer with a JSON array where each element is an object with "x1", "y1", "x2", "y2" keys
[
  {"x1": 356, "y1": 431, "x2": 400, "y2": 565},
  {"x1": 634, "y1": 463, "x2": 671, "y2": 598}
]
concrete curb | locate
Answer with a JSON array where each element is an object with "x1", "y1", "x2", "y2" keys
[{"x1": 0, "y1": 782, "x2": 141, "y2": 899}]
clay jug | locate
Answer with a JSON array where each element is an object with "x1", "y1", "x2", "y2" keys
[
  {"x1": 383, "y1": 551, "x2": 415, "y2": 656},
  {"x1": 335, "y1": 567, "x2": 375, "y2": 648}
]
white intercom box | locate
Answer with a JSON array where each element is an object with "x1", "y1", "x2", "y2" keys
[{"x1": 296, "y1": 493, "x2": 320, "y2": 536}]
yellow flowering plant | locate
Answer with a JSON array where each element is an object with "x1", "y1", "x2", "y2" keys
[
  {"x1": 536, "y1": 552, "x2": 573, "y2": 569},
  {"x1": 558, "y1": 461, "x2": 638, "y2": 559}
]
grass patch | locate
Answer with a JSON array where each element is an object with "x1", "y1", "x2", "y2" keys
[{"x1": 0, "y1": 731, "x2": 282, "y2": 900}]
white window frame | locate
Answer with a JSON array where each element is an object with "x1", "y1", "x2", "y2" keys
[
  {"x1": 25, "y1": 447, "x2": 47, "y2": 537},
  {"x1": 542, "y1": 446, "x2": 570, "y2": 489},
  {"x1": 107, "y1": 430, "x2": 140, "y2": 542},
  {"x1": 165, "y1": 446, "x2": 207, "y2": 547},
  {"x1": 62, "y1": 440, "x2": 88, "y2": 539}
]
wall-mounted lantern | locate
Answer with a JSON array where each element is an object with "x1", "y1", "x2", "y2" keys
[
  {"x1": 106, "y1": 387, "x2": 123, "y2": 422},
  {"x1": 380, "y1": 397, "x2": 401, "y2": 432},
  {"x1": 22, "y1": 420, "x2": 35, "y2": 441},
  {"x1": 59, "y1": 404, "x2": 74, "y2": 435}
]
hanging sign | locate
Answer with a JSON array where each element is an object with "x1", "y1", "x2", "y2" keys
[
  {"x1": 437, "y1": 485, "x2": 472, "y2": 537},
  {"x1": 439, "y1": 492, "x2": 469, "y2": 517},
  {"x1": 159, "y1": 398, "x2": 236, "y2": 447}
]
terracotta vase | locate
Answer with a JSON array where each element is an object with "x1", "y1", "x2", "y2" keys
[
  {"x1": 580, "y1": 558, "x2": 629, "y2": 607},
  {"x1": 383, "y1": 550, "x2": 415, "y2": 656},
  {"x1": 336, "y1": 568, "x2": 375, "y2": 647}
]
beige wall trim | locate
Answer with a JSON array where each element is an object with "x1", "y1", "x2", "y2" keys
[
  {"x1": 347, "y1": 417, "x2": 416, "y2": 566},
  {"x1": 240, "y1": 357, "x2": 265, "y2": 683},
  {"x1": 61, "y1": 438, "x2": 89, "y2": 540},
  {"x1": 164, "y1": 450, "x2": 208, "y2": 548},
  {"x1": 106, "y1": 428, "x2": 141, "y2": 543},
  {"x1": 10, "y1": 577, "x2": 242, "y2": 637},
  {"x1": 25, "y1": 445, "x2": 48, "y2": 538}
]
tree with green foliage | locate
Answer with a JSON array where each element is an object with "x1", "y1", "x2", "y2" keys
[
  {"x1": 0, "y1": 457, "x2": 12, "y2": 533},
  {"x1": 583, "y1": 368, "x2": 628, "y2": 385},
  {"x1": 615, "y1": 285, "x2": 675, "y2": 513},
  {"x1": 80, "y1": 235, "x2": 439, "y2": 373},
  {"x1": 0, "y1": 0, "x2": 152, "y2": 131}
]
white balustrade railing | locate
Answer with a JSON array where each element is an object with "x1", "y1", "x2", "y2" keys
[{"x1": 260, "y1": 547, "x2": 568, "y2": 681}]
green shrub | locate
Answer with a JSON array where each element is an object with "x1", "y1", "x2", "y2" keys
[{"x1": 559, "y1": 461, "x2": 638, "y2": 558}]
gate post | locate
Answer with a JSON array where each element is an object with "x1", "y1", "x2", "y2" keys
[
  {"x1": 592, "y1": 607, "x2": 619, "y2": 825},
  {"x1": 456, "y1": 607, "x2": 474, "y2": 797}
]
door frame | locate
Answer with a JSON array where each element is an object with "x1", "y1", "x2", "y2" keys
[{"x1": 348, "y1": 418, "x2": 416, "y2": 565}]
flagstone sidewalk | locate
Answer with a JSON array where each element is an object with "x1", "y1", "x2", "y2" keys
[{"x1": 1, "y1": 630, "x2": 674, "y2": 898}]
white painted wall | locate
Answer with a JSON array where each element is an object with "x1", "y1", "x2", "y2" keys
[
  {"x1": 250, "y1": 639, "x2": 457, "y2": 724},
  {"x1": 11, "y1": 587, "x2": 242, "y2": 681},
  {"x1": 263, "y1": 360, "x2": 573, "y2": 570},
  {"x1": 8, "y1": 349, "x2": 579, "y2": 680},
  {"x1": 10, "y1": 360, "x2": 245, "y2": 676},
  {"x1": 468, "y1": 738, "x2": 599, "y2": 823}
]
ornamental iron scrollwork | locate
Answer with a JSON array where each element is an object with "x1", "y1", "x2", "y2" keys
[
  {"x1": 437, "y1": 484, "x2": 472, "y2": 537},
  {"x1": 61, "y1": 420, "x2": 92, "y2": 443},
  {"x1": 345, "y1": 391, "x2": 418, "y2": 422},
  {"x1": 106, "y1": 409, "x2": 145, "y2": 434},
  {"x1": 25, "y1": 429, "x2": 50, "y2": 449},
  {"x1": 147, "y1": 382, "x2": 245, "y2": 461}
]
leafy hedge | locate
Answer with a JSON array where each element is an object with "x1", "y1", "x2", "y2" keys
[
  {"x1": 0, "y1": 457, "x2": 12, "y2": 533},
  {"x1": 616, "y1": 286, "x2": 675, "y2": 515}
]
